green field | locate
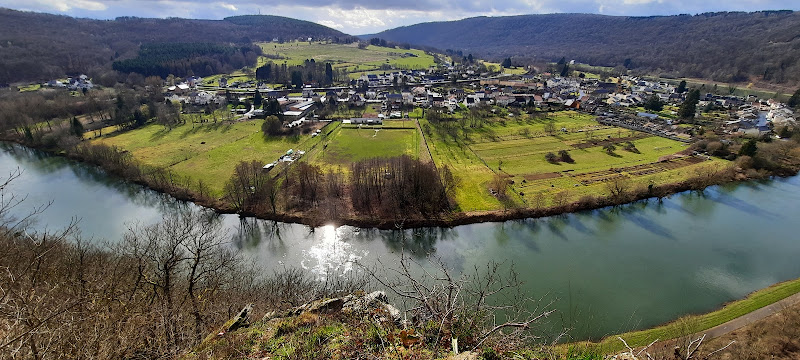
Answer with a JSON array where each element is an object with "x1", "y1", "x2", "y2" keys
[
  {"x1": 307, "y1": 125, "x2": 420, "y2": 168},
  {"x1": 93, "y1": 121, "x2": 324, "y2": 195},
  {"x1": 422, "y1": 111, "x2": 727, "y2": 209},
  {"x1": 91, "y1": 110, "x2": 727, "y2": 211},
  {"x1": 258, "y1": 42, "x2": 437, "y2": 77}
]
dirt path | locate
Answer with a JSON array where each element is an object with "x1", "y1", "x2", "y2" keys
[{"x1": 699, "y1": 291, "x2": 800, "y2": 339}]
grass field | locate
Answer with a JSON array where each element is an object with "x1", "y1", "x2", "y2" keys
[
  {"x1": 422, "y1": 111, "x2": 727, "y2": 209},
  {"x1": 92, "y1": 121, "x2": 323, "y2": 195},
  {"x1": 258, "y1": 42, "x2": 436, "y2": 77},
  {"x1": 307, "y1": 125, "x2": 420, "y2": 168},
  {"x1": 92, "y1": 109, "x2": 727, "y2": 211}
]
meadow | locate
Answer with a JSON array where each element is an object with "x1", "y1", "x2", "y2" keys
[
  {"x1": 306, "y1": 124, "x2": 420, "y2": 169},
  {"x1": 257, "y1": 42, "x2": 436, "y2": 77},
  {"x1": 92, "y1": 120, "x2": 324, "y2": 196}
]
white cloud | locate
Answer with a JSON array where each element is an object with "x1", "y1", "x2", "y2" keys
[
  {"x1": 317, "y1": 19, "x2": 344, "y2": 29},
  {"x1": 218, "y1": 2, "x2": 238, "y2": 11},
  {"x1": 20, "y1": 0, "x2": 107, "y2": 12}
]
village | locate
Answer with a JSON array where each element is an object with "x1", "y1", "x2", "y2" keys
[
  {"x1": 145, "y1": 60, "x2": 795, "y2": 143},
  {"x1": 24, "y1": 44, "x2": 799, "y2": 215}
]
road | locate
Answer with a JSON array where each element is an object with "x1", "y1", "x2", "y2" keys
[
  {"x1": 700, "y1": 291, "x2": 800, "y2": 339},
  {"x1": 234, "y1": 105, "x2": 255, "y2": 121}
]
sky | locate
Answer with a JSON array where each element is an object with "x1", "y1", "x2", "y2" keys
[{"x1": 1, "y1": 0, "x2": 799, "y2": 35}]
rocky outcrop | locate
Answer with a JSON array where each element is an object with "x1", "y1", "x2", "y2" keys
[{"x1": 261, "y1": 290, "x2": 401, "y2": 324}]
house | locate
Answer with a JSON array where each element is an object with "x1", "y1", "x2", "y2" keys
[
  {"x1": 401, "y1": 91, "x2": 414, "y2": 105},
  {"x1": 350, "y1": 94, "x2": 365, "y2": 107},
  {"x1": 347, "y1": 118, "x2": 383, "y2": 125},
  {"x1": 495, "y1": 96, "x2": 515, "y2": 107},
  {"x1": 464, "y1": 95, "x2": 480, "y2": 108},
  {"x1": 386, "y1": 93, "x2": 403, "y2": 105},
  {"x1": 190, "y1": 91, "x2": 216, "y2": 105},
  {"x1": 302, "y1": 88, "x2": 316, "y2": 98}
]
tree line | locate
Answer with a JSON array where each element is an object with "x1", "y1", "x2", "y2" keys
[
  {"x1": 255, "y1": 59, "x2": 339, "y2": 87},
  {"x1": 222, "y1": 155, "x2": 456, "y2": 223}
]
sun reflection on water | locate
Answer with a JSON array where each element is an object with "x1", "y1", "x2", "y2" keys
[{"x1": 301, "y1": 225, "x2": 368, "y2": 279}]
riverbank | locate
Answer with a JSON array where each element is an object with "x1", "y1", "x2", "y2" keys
[
  {"x1": 4, "y1": 138, "x2": 798, "y2": 230},
  {"x1": 570, "y1": 276, "x2": 800, "y2": 355}
]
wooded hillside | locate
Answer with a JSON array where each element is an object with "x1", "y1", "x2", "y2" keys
[
  {"x1": 0, "y1": 9, "x2": 354, "y2": 83},
  {"x1": 374, "y1": 11, "x2": 800, "y2": 87}
]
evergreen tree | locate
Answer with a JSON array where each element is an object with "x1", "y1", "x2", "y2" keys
[
  {"x1": 501, "y1": 58, "x2": 512, "y2": 68},
  {"x1": 644, "y1": 94, "x2": 664, "y2": 112},
  {"x1": 560, "y1": 64, "x2": 570, "y2": 77},
  {"x1": 788, "y1": 87, "x2": 800, "y2": 109},
  {"x1": 253, "y1": 90, "x2": 263, "y2": 107},
  {"x1": 291, "y1": 71, "x2": 303, "y2": 88},
  {"x1": 325, "y1": 63, "x2": 333, "y2": 84},
  {"x1": 678, "y1": 89, "x2": 700, "y2": 119},
  {"x1": 739, "y1": 139, "x2": 758, "y2": 157},
  {"x1": 676, "y1": 80, "x2": 688, "y2": 94},
  {"x1": 70, "y1": 117, "x2": 84, "y2": 137}
]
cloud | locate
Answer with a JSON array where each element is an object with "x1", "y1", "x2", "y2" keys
[
  {"x1": 218, "y1": 2, "x2": 238, "y2": 11},
  {"x1": 1, "y1": 0, "x2": 798, "y2": 34},
  {"x1": 21, "y1": 0, "x2": 107, "y2": 12}
]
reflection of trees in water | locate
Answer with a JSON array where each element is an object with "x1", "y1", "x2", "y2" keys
[
  {"x1": 1, "y1": 143, "x2": 66, "y2": 175},
  {"x1": 1, "y1": 142, "x2": 192, "y2": 212},
  {"x1": 502, "y1": 219, "x2": 541, "y2": 252},
  {"x1": 231, "y1": 217, "x2": 288, "y2": 254},
  {"x1": 356, "y1": 226, "x2": 456, "y2": 259},
  {"x1": 677, "y1": 189, "x2": 718, "y2": 218}
]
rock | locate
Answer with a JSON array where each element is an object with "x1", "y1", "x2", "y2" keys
[
  {"x1": 287, "y1": 297, "x2": 344, "y2": 316},
  {"x1": 341, "y1": 291, "x2": 402, "y2": 324},
  {"x1": 227, "y1": 304, "x2": 253, "y2": 333},
  {"x1": 449, "y1": 351, "x2": 479, "y2": 360}
]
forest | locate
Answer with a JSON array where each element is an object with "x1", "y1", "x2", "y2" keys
[
  {"x1": 375, "y1": 11, "x2": 800, "y2": 87},
  {"x1": 112, "y1": 43, "x2": 261, "y2": 78},
  {"x1": 0, "y1": 9, "x2": 355, "y2": 84}
]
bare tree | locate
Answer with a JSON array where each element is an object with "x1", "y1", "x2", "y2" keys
[{"x1": 363, "y1": 251, "x2": 556, "y2": 356}]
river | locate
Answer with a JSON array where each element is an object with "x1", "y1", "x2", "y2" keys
[{"x1": 2, "y1": 142, "x2": 800, "y2": 341}]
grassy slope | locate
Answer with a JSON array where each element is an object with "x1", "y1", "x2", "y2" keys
[
  {"x1": 93, "y1": 120, "x2": 321, "y2": 196},
  {"x1": 258, "y1": 42, "x2": 436, "y2": 77}
]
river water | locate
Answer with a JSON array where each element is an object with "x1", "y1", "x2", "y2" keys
[{"x1": 2, "y1": 142, "x2": 799, "y2": 341}]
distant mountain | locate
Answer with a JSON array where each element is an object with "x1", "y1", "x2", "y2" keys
[
  {"x1": 0, "y1": 9, "x2": 354, "y2": 83},
  {"x1": 373, "y1": 11, "x2": 800, "y2": 87}
]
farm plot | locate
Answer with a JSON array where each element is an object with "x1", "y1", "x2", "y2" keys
[{"x1": 568, "y1": 156, "x2": 707, "y2": 185}]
